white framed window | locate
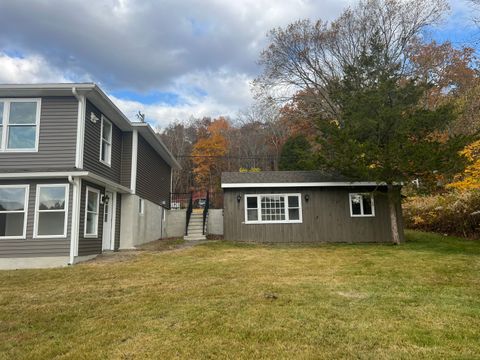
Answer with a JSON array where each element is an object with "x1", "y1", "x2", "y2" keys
[
  {"x1": 349, "y1": 193, "x2": 375, "y2": 217},
  {"x1": 0, "y1": 98, "x2": 41, "y2": 152},
  {"x1": 34, "y1": 184, "x2": 69, "y2": 238},
  {"x1": 0, "y1": 185, "x2": 29, "y2": 239},
  {"x1": 138, "y1": 198, "x2": 145, "y2": 215},
  {"x1": 99, "y1": 115, "x2": 112, "y2": 166},
  {"x1": 244, "y1": 193, "x2": 302, "y2": 224},
  {"x1": 84, "y1": 187, "x2": 100, "y2": 237}
]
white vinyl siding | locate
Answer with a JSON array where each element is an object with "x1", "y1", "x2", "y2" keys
[
  {"x1": 0, "y1": 98, "x2": 41, "y2": 152},
  {"x1": 0, "y1": 185, "x2": 29, "y2": 239},
  {"x1": 349, "y1": 193, "x2": 375, "y2": 217},
  {"x1": 84, "y1": 187, "x2": 100, "y2": 237},
  {"x1": 34, "y1": 184, "x2": 69, "y2": 238},
  {"x1": 245, "y1": 193, "x2": 302, "y2": 224},
  {"x1": 100, "y1": 115, "x2": 112, "y2": 166}
]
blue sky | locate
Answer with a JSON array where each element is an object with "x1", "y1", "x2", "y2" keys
[{"x1": 0, "y1": 0, "x2": 477, "y2": 129}]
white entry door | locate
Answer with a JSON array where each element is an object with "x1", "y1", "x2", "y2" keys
[{"x1": 102, "y1": 191, "x2": 114, "y2": 250}]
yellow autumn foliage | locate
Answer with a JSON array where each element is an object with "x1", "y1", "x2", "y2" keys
[{"x1": 448, "y1": 140, "x2": 480, "y2": 190}]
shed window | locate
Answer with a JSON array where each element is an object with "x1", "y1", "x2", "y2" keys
[
  {"x1": 349, "y1": 193, "x2": 375, "y2": 217},
  {"x1": 85, "y1": 187, "x2": 100, "y2": 237},
  {"x1": 34, "y1": 184, "x2": 68, "y2": 238},
  {"x1": 0, "y1": 99, "x2": 40, "y2": 151},
  {"x1": 245, "y1": 194, "x2": 302, "y2": 224},
  {"x1": 100, "y1": 115, "x2": 112, "y2": 166},
  {"x1": 0, "y1": 185, "x2": 29, "y2": 239}
]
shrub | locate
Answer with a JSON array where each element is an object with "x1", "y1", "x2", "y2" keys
[{"x1": 403, "y1": 190, "x2": 480, "y2": 239}]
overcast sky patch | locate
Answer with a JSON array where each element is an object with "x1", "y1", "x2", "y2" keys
[{"x1": 0, "y1": 0, "x2": 475, "y2": 128}]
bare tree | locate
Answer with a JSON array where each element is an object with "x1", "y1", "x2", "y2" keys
[{"x1": 255, "y1": 0, "x2": 449, "y2": 118}]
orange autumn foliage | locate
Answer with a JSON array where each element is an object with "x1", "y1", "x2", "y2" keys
[{"x1": 191, "y1": 117, "x2": 229, "y2": 190}]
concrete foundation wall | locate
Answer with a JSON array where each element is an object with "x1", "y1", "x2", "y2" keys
[
  {"x1": 207, "y1": 209, "x2": 224, "y2": 235},
  {"x1": 164, "y1": 209, "x2": 186, "y2": 238},
  {"x1": 0, "y1": 256, "x2": 70, "y2": 270},
  {"x1": 120, "y1": 194, "x2": 166, "y2": 249}
]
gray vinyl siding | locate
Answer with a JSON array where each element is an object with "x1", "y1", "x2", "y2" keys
[
  {"x1": 83, "y1": 100, "x2": 123, "y2": 184},
  {"x1": 136, "y1": 134, "x2": 171, "y2": 206},
  {"x1": 223, "y1": 187, "x2": 404, "y2": 243},
  {"x1": 114, "y1": 193, "x2": 121, "y2": 250},
  {"x1": 0, "y1": 179, "x2": 72, "y2": 257},
  {"x1": 0, "y1": 97, "x2": 77, "y2": 170},
  {"x1": 120, "y1": 132, "x2": 132, "y2": 188},
  {"x1": 78, "y1": 180, "x2": 105, "y2": 256}
]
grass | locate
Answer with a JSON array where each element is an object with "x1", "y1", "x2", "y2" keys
[{"x1": 0, "y1": 231, "x2": 479, "y2": 359}]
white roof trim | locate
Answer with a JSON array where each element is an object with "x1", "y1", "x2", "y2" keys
[
  {"x1": 0, "y1": 171, "x2": 89, "y2": 179},
  {"x1": 221, "y1": 182, "x2": 385, "y2": 188},
  {"x1": 0, "y1": 171, "x2": 131, "y2": 193}
]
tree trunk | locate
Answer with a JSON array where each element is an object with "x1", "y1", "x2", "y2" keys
[{"x1": 388, "y1": 184, "x2": 401, "y2": 245}]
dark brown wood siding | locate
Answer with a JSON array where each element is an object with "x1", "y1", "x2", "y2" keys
[
  {"x1": 136, "y1": 134, "x2": 171, "y2": 206},
  {"x1": 0, "y1": 179, "x2": 72, "y2": 257},
  {"x1": 120, "y1": 132, "x2": 132, "y2": 188},
  {"x1": 114, "y1": 193, "x2": 121, "y2": 250},
  {"x1": 78, "y1": 180, "x2": 105, "y2": 256},
  {"x1": 223, "y1": 186, "x2": 404, "y2": 243},
  {"x1": 0, "y1": 97, "x2": 77, "y2": 170},
  {"x1": 83, "y1": 100, "x2": 123, "y2": 183}
]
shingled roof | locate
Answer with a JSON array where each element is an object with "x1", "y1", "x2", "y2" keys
[{"x1": 221, "y1": 170, "x2": 376, "y2": 188}]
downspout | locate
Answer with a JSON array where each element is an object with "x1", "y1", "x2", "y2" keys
[
  {"x1": 70, "y1": 85, "x2": 86, "y2": 264},
  {"x1": 68, "y1": 176, "x2": 76, "y2": 264},
  {"x1": 72, "y1": 87, "x2": 86, "y2": 169}
]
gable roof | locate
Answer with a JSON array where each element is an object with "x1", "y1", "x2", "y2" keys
[
  {"x1": 221, "y1": 171, "x2": 382, "y2": 188},
  {"x1": 0, "y1": 83, "x2": 180, "y2": 169}
]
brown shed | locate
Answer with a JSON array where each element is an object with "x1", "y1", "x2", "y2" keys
[{"x1": 221, "y1": 171, "x2": 404, "y2": 243}]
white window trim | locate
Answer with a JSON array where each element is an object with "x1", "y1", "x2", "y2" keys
[
  {"x1": 33, "y1": 184, "x2": 69, "y2": 239},
  {"x1": 349, "y1": 193, "x2": 375, "y2": 217},
  {"x1": 0, "y1": 98, "x2": 41, "y2": 152},
  {"x1": 244, "y1": 193, "x2": 303, "y2": 224},
  {"x1": 0, "y1": 184, "x2": 29, "y2": 240},
  {"x1": 139, "y1": 198, "x2": 145, "y2": 215},
  {"x1": 84, "y1": 186, "x2": 101, "y2": 238},
  {"x1": 99, "y1": 115, "x2": 112, "y2": 167}
]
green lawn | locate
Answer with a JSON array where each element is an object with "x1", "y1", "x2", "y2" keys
[{"x1": 0, "y1": 231, "x2": 479, "y2": 359}]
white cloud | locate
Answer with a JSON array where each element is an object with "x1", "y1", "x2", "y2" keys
[
  {"x1": 111, "y1": 69, "x2": 253, "y2": 128},
  {"x1": 0, "y1": 53, "x2": 70, "y2": 84}
]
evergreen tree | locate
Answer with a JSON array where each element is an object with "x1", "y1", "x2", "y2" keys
[
  {"x1": 279, "y1": 135, "x2": 316, "y2": 171},
  {"x1": 318, "y1": 35, "x2": 470, "y2": 244}
]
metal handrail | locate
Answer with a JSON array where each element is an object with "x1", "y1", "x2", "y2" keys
[
  {"x1": 202, "y1": 191, "x2": 210, "y2": 235},
  {"x1": 185, "y1": 192, "x2": 193, "y2": 236}
]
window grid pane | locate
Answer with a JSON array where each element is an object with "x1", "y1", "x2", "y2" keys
[
  {"x1": 86, "y1": 190, "x2": 99, "y2": 235},
  {"x1": 7, "y1": 126, "x2": 36, "y2": 149},
  {"x1": 9, "y1": 102, "x2": 37, "y2": 125},
  {"x1": 362, "y1": 195, "x2": 373, "y2": 215},
  {"x1": 0, "y1": 186, "x2": 27, "y2": 238},
  {"x1": 260, "y1": 195, "x2": 285, "y2": 221}
]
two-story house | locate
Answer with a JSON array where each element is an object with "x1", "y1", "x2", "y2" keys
[{"x1": 0, "y1": 83, "x2": 180, "y2": 269}]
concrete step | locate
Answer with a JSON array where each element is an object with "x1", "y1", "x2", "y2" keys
[
  {"x1": 188, "y1": 229, "x2": 204, "y2": 234},
  {"x1": 184, "y1": 234, "x2": 207, "y2": 240}
]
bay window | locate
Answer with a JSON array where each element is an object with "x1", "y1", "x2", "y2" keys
[
  {"x1": 34, "y1": 184, "x2": 69, "y2": 238},
  {"x1": 0, "y1": 185, "x2": 29, "y2": 239},
  {"x1": 245, "y1": 194, "x2": 302, "y2": 224},
  {"x1": 0, "y1": 99, "x2": 40, "y2": 151}
]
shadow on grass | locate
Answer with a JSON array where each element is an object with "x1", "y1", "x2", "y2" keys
[
  {"x1": 199, "y1": 230, "x2": 480, "y2": 256},
  {"x1": 402, "y1": 230, "x2": 480, "y2": 256}
]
